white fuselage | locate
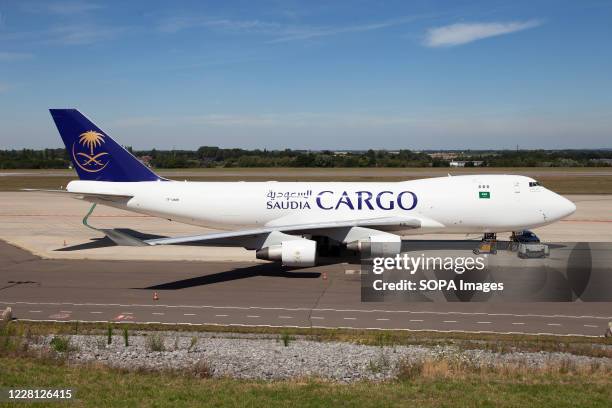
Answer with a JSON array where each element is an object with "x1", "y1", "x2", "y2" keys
[{"x1": 66, "y1": 174, "x2": 576, "y2": 236}]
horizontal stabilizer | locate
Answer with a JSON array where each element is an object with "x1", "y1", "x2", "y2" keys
[{"x1": 21, "y1": 189, "x2": 133, "y2": 203}]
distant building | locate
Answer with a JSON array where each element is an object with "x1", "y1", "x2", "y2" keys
[
  {"x1": 428, "y1": 152, "x2": 459, "y2": 160},
  {"x1": 138, "y1": 155, "x2": 153, "y2": 167},
  {"x1": 590, "y1": 158, "x2": 612, "y2": 166},
  {"x1": 449, "y1": 160, "x2": 484, "y2": 167}
]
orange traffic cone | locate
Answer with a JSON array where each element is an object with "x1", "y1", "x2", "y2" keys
[{"x1": 153, "y1": 292, "x2": 159, "y2": 301}]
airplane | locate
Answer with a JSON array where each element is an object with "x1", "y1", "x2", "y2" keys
[{"x1": 27, "y1": 109, "x2": 576, "y2": 267}]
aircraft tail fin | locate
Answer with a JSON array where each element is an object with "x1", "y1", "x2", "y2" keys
[{"x1": 49, "y1": 109, "x2": 162, "y2": 182}]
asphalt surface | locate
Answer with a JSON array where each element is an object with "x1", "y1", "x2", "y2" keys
[{"x1": 1, "y1": 240, "x2": 611, "y2": 337}]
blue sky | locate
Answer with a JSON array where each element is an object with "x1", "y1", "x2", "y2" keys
[{"x1": 0, "y1": 0, "x2": 611, "y2": 150}]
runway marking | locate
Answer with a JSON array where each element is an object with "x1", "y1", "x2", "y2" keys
[
  {"x1": 28, "y1": 310, "x2": 41, "y2": 313},
  {"x1": 215, "y1": 314, "x2": 228, "y2": 317},
  {"x1": 376, "y1": 318, "x2": 390, "y2": 321},
  {"x1": 49, "y1": 313, "x2": 70, "y2": 319},
  {"x1": 547, "y1": 323, "x2": 562, "y2": 326},
  {"x1": 278, "y1": 316, "x2": 293, "y2": 319},
  {"x1": 152, "y1": 312, "x2": 164, "y2": 315},
  {"x1": 184, "y1": 313, "x2": 196, "y2": 316},
  {"x1": 59, "y1": 310, "x2": 71, "y2": 313},
  {"x1": 0, "y1": 301, "x2": 612, "y2": 320},
  {"x1": 477, "y1": 321, "x2": 492, "y2": 324},
  {"x1": 410, "y1": 319, "x2": 424, "y2": 322},
  {"x1": 4, "y1": 301, "x2": 609, "y2": 320},
  {"x1": 443, "y1": 320, "x2": 457, "y2": 323},
  {"x1": 311, "y1": 317, "x2": 324, "y2": 320},
  {"x1": 512, "y1": 322, "x2": 525, "y2": 325},
  {"x1": 90, "y1": 311, "x2": 102, "y2": 314},
  {"x1": 247, "y1": 315, "x2": 260, "y2": 318},
  {"x1": 584, "y1": 324, "x2": 598, "y2": 328},
  {"x1": 343, "y1": 317, "x2": 357, "y2": 320}
]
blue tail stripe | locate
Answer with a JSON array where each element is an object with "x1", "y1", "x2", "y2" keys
[{"x1": 50, "y1": 109, "x2": 161, "y2": 182}]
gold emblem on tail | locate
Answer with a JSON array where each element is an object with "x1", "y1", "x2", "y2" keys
[{"x1": 72, "y1": 130, "x2": 109, "y2": 172}]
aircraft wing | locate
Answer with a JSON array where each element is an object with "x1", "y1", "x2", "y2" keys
[
  {"x1": 145, "y1": 216, "x2": 422, "y2": 246},
  {"x1": 23, "y1": 188, "x2": 429, "y2": 248},
  {"x1": 21, "y1": 189, "x2": 133, "y2": 203}
]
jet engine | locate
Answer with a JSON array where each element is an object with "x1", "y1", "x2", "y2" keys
[
  {"x1": 256, "y1": 238, "x2": 317, "y2": 267},
  {"x1": 346, "y1": 235, "x2": 402, "y2": 257}
]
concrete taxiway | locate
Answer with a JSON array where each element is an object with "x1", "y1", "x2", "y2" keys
[{"x1": 1, "y1": 241, "x2": 610, "y2": 336}]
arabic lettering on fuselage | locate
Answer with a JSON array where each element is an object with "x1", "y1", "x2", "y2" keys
[{"x1": 265, "y1": 189, "x2": 418, "y2": 211}]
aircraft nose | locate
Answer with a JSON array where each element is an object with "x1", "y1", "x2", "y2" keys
[
  {"x1": 563, "y1": 197, "x2": 577, "y2": 217},
  {"x1": 554, "y1": 194, "x2": 576, "y2": 219}
]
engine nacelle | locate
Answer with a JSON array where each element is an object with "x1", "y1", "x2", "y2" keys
[
  {"x1": 256, "y1": 239, "x2": 317, "y2": 267},
  {"x1": 346, "y1": 235, "x2": 401, "y2": 257}
]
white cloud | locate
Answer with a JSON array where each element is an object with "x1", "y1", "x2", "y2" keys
[
  {"x1": 0, "y1": 51, "x2": 34, "y2": 61},
  {"x1": 159, "y1": 17, "x2": 283, "y2": 35},
  {"x1": 47, "y1": 1, "x2": 102, "y2": 15},
  {"x1": 46, "y1": 24, "x2": 126, "y2": 45},
  {"x1": 269, "y1": 16, "x2": 425, "y2": 43},
  {"x1": 21, "y1": 1, "x2": 103, "y2": 15},
  {"x1": 158, "y1": 15, "x2": 427, "y2": 42},
  {"x1": 0, "y1": 24, "x2": 127, "y2": 46},
  {"x1": 424, "y1": 20, "x2": 542, "y2": 47}
]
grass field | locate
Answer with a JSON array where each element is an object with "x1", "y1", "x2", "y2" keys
[
  {"x1": 1, "y1": 356, "x2": 610, "y2": 407},
  {"x1": 1, "y1": 322, "x2": 611, "y2": 407},
  {"x1": 1, "y1": 167, "x2": 612, "y2": 193}
]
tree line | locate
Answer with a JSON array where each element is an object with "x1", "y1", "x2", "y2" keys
[{"x1": 0, "y1": 147, "x2": 610, "y2": 169}]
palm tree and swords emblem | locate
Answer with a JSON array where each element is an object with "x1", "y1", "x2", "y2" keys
[{"x1": 72, "y1": 130, "x2": 110, "y2": 172}]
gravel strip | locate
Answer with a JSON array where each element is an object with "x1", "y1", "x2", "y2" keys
[{"x1": 27, "y1": 332, "x2": 612, "y2": 382}]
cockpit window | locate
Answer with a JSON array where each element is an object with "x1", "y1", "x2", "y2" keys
[{"x1": 529, "y1": 181, "x2": 541, "y2": 187}]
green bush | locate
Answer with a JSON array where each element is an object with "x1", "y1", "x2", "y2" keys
[
  {"x1": 397, "y1": 359, "x2": 424, "y2": 380},
  {"x1": 0, "y1": 322, "x2": 18, "y2": 355},
  {"x1": 50, "y1": 336, "x2": 70, "y2": 353},
  {"x1": 146, "y1": 334, "x2": 165, "y2": 352},
  {"x1": 192, "y1": 360, "x2": 212, "y2": 378},
  {"x1": 188, "y1": 336, "x2": 198, "y2": 352},
  {"x1": 280, "y1": 331, "x2": 293, "y2": 347},
  {"x1": 368, "y1": 352, "x2": 390, "y2": 374}
]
